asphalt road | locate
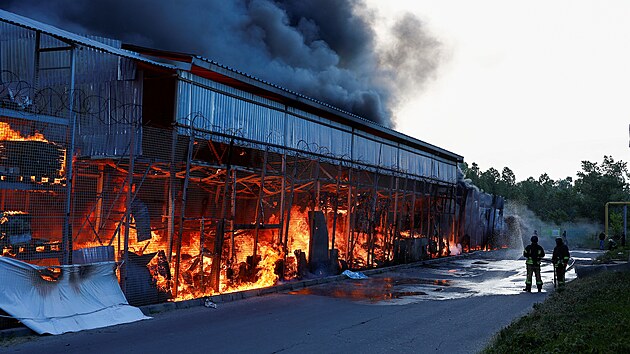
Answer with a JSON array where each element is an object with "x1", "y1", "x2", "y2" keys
[{"x1": 1, "y1": 248, "x2": 601, "y2": 354}]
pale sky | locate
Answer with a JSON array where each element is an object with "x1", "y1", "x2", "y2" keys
[{"x1": 367, "y1": 0, "x2": 630, "y2": 182}]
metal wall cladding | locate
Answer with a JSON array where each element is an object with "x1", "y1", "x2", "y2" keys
[
  {"x1": 175, "y1": 72, "x2": 458, "y2": 182},
  {"x1": 352, "y1": 134, "x2": 381, "y2": 166},
  {"x1": 287, "y1": 115, "x2": 351, "y2": 158},
  {"x1": 74, "y1": 55, "x2": 142, "y2": 157},
  {"x1": 380, "y1": 142, "x2": 398, "y2": 170},
  {"x1": 177, "y1": 79, "x2": 285, "y2": 147},
  {"x1": 286, "y1": 107, "x2": 352, "y2": 158},
  {"x1": 0, "y1": 22, "x2": 142, "y2": 158},
  {"x1": 399, "y1": 148, "x2": 430, "y2": 176},
  {"x1": 441, "y1": 161, "x2": 457, "y2": 184},
  {"x1": 429, "y1": 160, "x2": 456, "y2": 184},
  {"x1": 0, "y1": 23, "x2": 35, "y2": 81},
  {"x1": 432, "y1": 160, "x2": 440, "y2": 180}
]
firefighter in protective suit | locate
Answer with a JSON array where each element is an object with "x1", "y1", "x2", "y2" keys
[
  {"x1": 523, "y1": 235, "x2": 545, "y2": 292},
  {"x1": 552, "y1": 237, "x2": 570, "y2": 289}
]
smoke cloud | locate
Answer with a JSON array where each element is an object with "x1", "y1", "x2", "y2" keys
[{"x1": 0, "y1": 0, "x2": 440, "y2": 126}]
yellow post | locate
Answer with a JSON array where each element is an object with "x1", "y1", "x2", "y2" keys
[
  {"x1": 605, "y1": 202, "x2": 609, "y2": 237},
  {"x1": 604, "y1": 201, "x2": 630, "y2": 238}
]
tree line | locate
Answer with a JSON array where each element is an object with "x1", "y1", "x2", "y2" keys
[{"x1": 461, "y1": 155, "x2": 630, "y2": 235}]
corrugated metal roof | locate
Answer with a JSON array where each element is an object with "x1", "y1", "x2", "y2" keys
[{"x1": 0, "y1": 9, "x2": 175, "y2": 69}]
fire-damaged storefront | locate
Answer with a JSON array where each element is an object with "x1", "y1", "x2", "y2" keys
[{"x1": 0, "y1": 9, "x2": 504, "y2": 316}]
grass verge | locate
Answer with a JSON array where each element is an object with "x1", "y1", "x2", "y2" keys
[{"x1": 483, "y1": 268, "x2": 630, "y2": 353}]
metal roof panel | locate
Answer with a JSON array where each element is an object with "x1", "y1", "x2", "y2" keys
[{"x1": 0, "y1": 9, "x2": 175, "y2": 69}]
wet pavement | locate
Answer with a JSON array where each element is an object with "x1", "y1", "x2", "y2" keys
[
  {"x1": 2, "y1": 248, "x2": 605, "y2": 354},
  {"x1": 289, "y1": 248, "x2": 598, "y2": 305}
]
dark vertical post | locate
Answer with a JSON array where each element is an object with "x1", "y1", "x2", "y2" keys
[
  {"x1": 121, "y1": 121, "x2": 136, "y2": 294},
  {"x1": 167, "y1": 130, "x2": 176, "y2": 262},
  {"x1": 199, "y1": 217, "x2": 205, "y2": 294},
  {"x1": 33, "y1": 32, "x2": 40, "y2": 89},
  {"x1": 410, "y1": 180, "x2": 417, "y2": 238},
  {"x1": 230, "y1": 170, "x2": 236, "y2": 263},
  {"x1": 344, "y1": 168, "x2": 353, "y2": 263},
  {"x1": 391, "y1": 176, "x2": 399, "y2": 261},
  {"x1": 347, "y1": 170, "x2": 358, "y2": 266},
  {"x1": 278, "y1": 153, "x2": 287, "y2": 246},
  {"x1": 314, "y1": 160, "x2": 320, "y2": 211},
  {"x1": 331, "y1": 162, "x2": 342, "y2": 251},
  {"x1": 426, "y1": 184, "x2": 432, "y2": 242},
  {"x1": 368, "y1": 171, "x2": 379, "y2": 267},
  {"x1": 95, "y1": 164, "x2": 105, "y2": 235},
  {"x1": 395, "y1": 176, "x2": 408, "y2": 260},
  {"x1": 167, "y1": 115, "x2": 179, "y2": 262},
  {"x1": 489, "y1": 195, "x2": 498, "y2": 248},
  {"x1": 624, "y1": 205, "x2": 627, "y2": 245},
  {"x1": 62, "y1": 45, "x2": 77, "y2": 265},
  {"x1": 383, "y1": 175, "x2": 393, "y2": 261},
  {"x1": 253, "y1": 147, "x2": 269, "y2": 259},
  {"x1": 173, "y1": 123, "x2": 194, "y2": 298},
  {"x1": 211, "y1": 139, "x2": 234, "y2": 292}
]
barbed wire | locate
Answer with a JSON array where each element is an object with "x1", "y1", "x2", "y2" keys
[
  {"x1": 0, "y1": 71, "x2": 455, "y2": 184},
  {"x1": 0, "y1": 69, "x2": 141, "y2": 125}
]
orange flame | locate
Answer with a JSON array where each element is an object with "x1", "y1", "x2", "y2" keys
[
  {"x1": 0, "y1": 122, "x2": 48, "y2": 142},
  {"x1": 75, "y1": 205, "x2": 321, "y2": 301}
]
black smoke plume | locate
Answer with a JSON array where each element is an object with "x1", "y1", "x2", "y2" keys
[{"x1": 0, "y1": 0, "x2": 440, "y2": 126}]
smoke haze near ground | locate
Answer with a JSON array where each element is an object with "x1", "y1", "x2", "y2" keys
[
  {"x1": 504, "y1": 202, "x2": 601, "y2": 251},
  {"x1": 0, "y1": 0, "x2": 441, "y2": 126}
]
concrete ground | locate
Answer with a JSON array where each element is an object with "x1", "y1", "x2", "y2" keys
[{"x1": 0, "y1": 248, "x2": 603, "y2": 354}]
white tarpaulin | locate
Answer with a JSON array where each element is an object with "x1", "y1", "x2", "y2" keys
[{"x1": 0, "y1": 257, "x2": 150, "y2": 335}]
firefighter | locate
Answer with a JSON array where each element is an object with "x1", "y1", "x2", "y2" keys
[
  {"x1": 523, "y1": 234, "x2": 545, "y2": 292},
  {"x1": 551, "y1": 237, "x2": 570, "y2": 289}
]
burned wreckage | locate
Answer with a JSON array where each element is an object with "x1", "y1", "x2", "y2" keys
[{"x1": 0, "y1": 9, "x2": 505, "y2": 327}]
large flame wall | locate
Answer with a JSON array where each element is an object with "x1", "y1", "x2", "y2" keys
[
  {"x1": 0, "y1": 119, "x2": 504, "y2": 307},
  {"x1": 0, "y1": 122, "x2": 462, "y2": 302}
]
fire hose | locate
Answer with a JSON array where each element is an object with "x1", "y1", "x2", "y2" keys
[{"x1": 541, "y1": 257, "x2": 575, "y2": 288}]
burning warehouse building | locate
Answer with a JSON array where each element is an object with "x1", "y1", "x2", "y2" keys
[{"x1": 0, "y1": 9, "x2": 504, "y2": 310}]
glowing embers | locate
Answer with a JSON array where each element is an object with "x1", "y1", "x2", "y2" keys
[
  {"x1": 0, "y1": 211, "x2": 45, "y2": 255},
  {"x1": 36, "y1": 266, "x2": 62, "y2": 282}
]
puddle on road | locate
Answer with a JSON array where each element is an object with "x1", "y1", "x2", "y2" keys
[
  {"x1": 287, "y1": 250, "x2": 594, "y2": 305},
  {"x1": 288, "y1": 258, "x2": 565, "y2": 304},
  {"x1": 289, "y1": 277, "x2": 451, "y2": 303}
]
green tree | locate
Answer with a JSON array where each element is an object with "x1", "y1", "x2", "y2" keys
[
  {"x1": 574, "y1": 156, "x2": 630, "y2": 222},
  {"x1": 479, "y1": 167, "x2": 500, "y2": 194},
  {"x1": 463, "y1": 156, "x2": 630, "y2": 226},
  {"x1": 548, "y1": 177, "x2": 579, "y2": 224},
  {"x1": 461, "y1": 162, "x2": 481, "y2": 187}
]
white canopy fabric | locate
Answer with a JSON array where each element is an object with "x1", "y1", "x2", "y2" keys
[{"x1": 0, "y1": 257, "x2": 150, "y2": 335}]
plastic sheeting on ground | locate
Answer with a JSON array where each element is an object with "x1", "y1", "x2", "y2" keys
[
  {"x1": 0, "y1": 257, "x2": 150, "y2": 335},
  {"x1": 342, "y1": 270, "x2": 368, "y2": 279}
]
